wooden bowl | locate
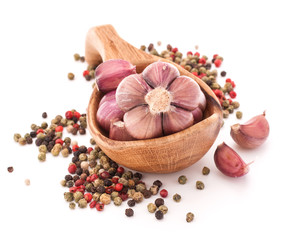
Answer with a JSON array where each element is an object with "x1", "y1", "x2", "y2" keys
[{"x1": 86, "y1": 25, "x2": 223, "y2": 173}]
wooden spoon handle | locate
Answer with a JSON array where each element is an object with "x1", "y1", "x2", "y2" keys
[{"x1": 85, "y1": 24, "x2": 156, "y2": 66}]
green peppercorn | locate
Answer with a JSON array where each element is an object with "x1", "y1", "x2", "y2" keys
[
  {"x1": 69, "y1": 202, "x2": 76, "y2": 210},
  {"x1": 149, "y1": 185, "x2": 159, "y2": 195},
  {"x1": 132, "y1": 192, "x2": 144, "y2": 203},
  {"x1": 196, "y1": 181, "x2": 205, "y2": 190},
  {"x1": 78, "y1": 198, "x2": 87, "y2": 208},
  {"x1": 135, "y1": 183, "x2": 146, "y2": 192},
  {"x1": 178, "y1": 175, "x2": 187, "y2": 184},
  {"x1": 38, "y1": 152, "x2": 46, "y2": 162},
  {"x1": 223, "y1": 110, "x2": 229, "y2": 118},
  {"x1": 186, "y1": 212, "x2": 194, "y2": 222},
  {"x1": 114, "y1": 196, "x2": 123, "y2": 206},
  {"x1": 60, "y1": 179, "x2": 66, "y2": 187},
  {"x1": 41, "y1": 122, "x2": 48, "y2": 129},
  {"x1": 36, "y1": 133, "x2": 45, "y2": 139},
  {"x1": 13, "y1": 133, "x2": 21, "y2": 142},
  {"x1": 61, "y1": 148, "x2": 69, "y2": 158},
  {"x1": 73, "y1": 191, "x2": 83, "y2": 203},
  {"x1": 140, "y1": 45, "x2": 146, "y2": 51},
  {"x1": 30, "y1": 124, "x2": 37, "y2": 130},
  {"x1": 64, "y1": 192, "x2": 74, "y2": 202},
  {"x1": 158, "y1": 205, "x2": 168, "y2": 214},
  {"x1": 111, "y1": 191, "x2": 119, "y2": 200},
  {"x1": 18, "y1": 137, "x2": 27, "y2": 146},
  {"x1": 231, "y1": 101, "x2": 240, "y2": 109},
  {"x1": 173, "y1": 193, "x2": 181, "y2": 202},
  {"x1": 90, "y1": 138, "x2": 96, "y2": 145},
  {"x1": 228, "y1": 105, "x2": 234, "y2": 113},
  {"x1": 236, "y1": 111, "x2": 243, "y2": 119},
  {"x1": 202, "y1": 166, "x2": 210, "y2": 175},
  {"x1": 74, "y1": 53, "x2": 80, "y2": 61},
  {"x1": 39, "y1": 145, "x2": 47, "y2": 153},
  {"x1": 147, "y1": 203, "x2": 157, "y2": 213}
]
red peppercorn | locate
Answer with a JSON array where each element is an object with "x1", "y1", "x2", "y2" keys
[
  {"x1": 111, "y1": 177, "x2": 119, "y2": 184},
  {"x1": 198, "y1": 73, "x2": 207, "y2": 79},
  {"x1": 119, "y1": 192, "x2": 128, "y2": 201},
  {"x1": 68, "y1": 164, "x2": 77, "y2": 174},
  {"x1": 214, "y1": 59, "x2": 222, "y2": 67},
  {"x1": 171, "y1": 47, "x2": 178, "y2": 53},
  {"x1": 227, "y1": 98, "x2": 233, "y2": 104},
  {"x1": 69, "y1": 187, "x2": 77, "y2": 193},
  {"x1": 55, "y1": 126, "x2": 63, "y2": 132},
  {"x1": 78, "y1": 185, "x2": 85, "y2": 191},
  {"x1": 75, "y1": 179, "x2": 85, "y2": 187},
  {"x1": 187, "y1": 51, "x2": 193, "y2": 56},
  {"x1": 72, "y1": 144, "x2": 79, "y2": 152},
  {"x1": 105, "y1": 186, "x2": 114, "y2": 194},
  {"x1": 89, "y1": 200, "x2": 97, "y2": 209},
  {"x1": 213, "y1": 54, "x2": 218, "y2": 59},
  {"x1": 96, "y1": 202, "x2": 104, "y2": 211},
  {"x1": 100, "y1": 171, "x2": 110, "y2": 180},
  {"x1": 89, "y1": 174, "x2": 99, "y2": 182},
  {"x1": 192, "y1": 72, "x2": 198, "y2": 76},
  {"x1": 198, "y1": 57, "x2": 206, "y2": 64},
  {"x1": 73, "y1": 123, "x2": 79, "y2": 129},
  {"x1": 74, "y1": 111, "x2": 81, "y2": 119},
  {"x1": 84, "y1": 193, "x2": 93, "y2": 203},
  {"x1": 117, "y1": 166, "x2": 124, "y2": 174},
  {"x1": 65, "y1": 111, "x2": 73, "y2": 120},
  {"x1": 194, "y1": 52, "x2": 200, "y2": 57},
  {"x1": 83, "y1": 70, "x2": 89, "y2": 77},
  {"x1": 36, "y1": 129, "x2": 44, "y2": 134},
  {"x1": 87, "y1": 147, "x2": 93, "y2": 154},
  {"x1": 213, "y1": 89, "x2": 223, "y2": 98},
  {"x1": 160, "y1": 189, "x2": 168, "y2": 198},
  {"x1": 55, "y1": 138, "x2": 64, "y2": 145},
  {"x1": 170, "y1": 54, "x2": 175, "y2": 61},
  {"x1": 229, "y1": 91, "x2": 237, "y2": 99},
  {"x1": 225, "y1": 78, "x2": 232, "y2": 83},
  {"x1": 115, "y1": 183, "x2": 123, "y2": 192}
]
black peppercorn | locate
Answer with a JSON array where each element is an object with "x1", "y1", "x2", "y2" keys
[
  {"x1": 221, "y1": 71, "x2": 227, "y2": 77},
  {"x1": 7, "y1": 166, "x2": 14, "y2": 173},
  {"x1": 96, "y1": 185, "x2": 105, "y2": 194},
  {"x1": 42, "y1": 112, "x2": 47, "y2": 118},
  {"x1": 111, "y1": 162, "x2": 119, "y2": 169},
  {"x1": 155, "y1": 210, "x2": 164, "y2": 220},
  {"x1": 143, "y1": 189, "x2": 152, "y2": 199},
  {"x1": 75, "y1": 168, "x2": 83, "y2": 175},
  {"x1": 155, "y1": 198, "x2": 164, "y2": 207},
  {"x1": 79, "y1": 128, "x2": 86, "y2": 135},
  {"x1": 30, "y1": 131, "x2": 37, "y2": 138},
  {"x1": 26, "y1": 137, "x2": 33, "y2": 144},
  {"x1": 66, "y1": 180, "x2": 74, "y2": 188},
  {"x1": 153, "y1": 180, "x2": 162, "y2": 188},
  {"x1": 73, "y1": 175, "x2": 80, "y2": 182},
  {"x1": 104, "y1": 179, "x2": 112, "y2": 186},
  {"x1": 125, "y1": 208, "x2": 134, "y2": 217},
  {"x1": 78, "y1": 146, "x2": 87, "y2": 153},
  {"x1": 73, "y1": 151, "x2": 81, "y2": 157},
  {"x1": 65, "y1": 175, "x2": 73, "y2": 181},
  {"x1": 133, "y1": 172, "x2": 143, "y2": 180},
  {"x1": 72, "y1": 116, "x2": 78, "y2": 123},
  {"x1": 127, "y1": 199, "x2": 136, "y2": 207},
  {"x1": 35, "y1": 138, "x2": 44, "y2": 146}
]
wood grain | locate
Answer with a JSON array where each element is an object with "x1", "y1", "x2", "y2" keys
[{"x1": 86, "y1": 24, "x2": 223, "y2": 173}]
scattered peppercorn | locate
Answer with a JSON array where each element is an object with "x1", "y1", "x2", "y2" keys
[
  {"x1": 202, "y1": 166, "x2": 210, "y2": 175},
  {"x1": 158, "y1": 205, "x2": 168, "y2": 214},
  {"x1": 68, "y1": 73, "x2": 75, "y2": 80},
  {"x1": 42, "y1": 112, "x2": 47, "y2": 118},
  {"x1": 147, "y1": 203, "x2": 157, "y2": 213},
  {"x1": 178, "y1": 175, "x2": 187, "y2": 184},
  {"x1": 127, "y1": 199, "x2": 136, "y2": 207},
  {"x1": 186, "y1": 212, "x2": 194, "y2": 222},
  {"x1": 160, "y1": 189, "x2": 168, "y2": 198},
  {"x1": 125, "y1": 208, "x2": 134, "y2": 217},
  {"x1": 196, "y1": 181, "x2": 205, "y2": 190},
  {"x1": 236, "y1": 111, "x2": 243, "y2": 119},
  {"x1": 155, "y1": 210, "x2": 164, "y2": 220},
  {"x1": 155, "y1": 198, "x2": 164, "y2": 208},
  {"x1": 173, "y1": 193, "x2": 181, "y2": 202},
  {"x1": 7, "y1": 166, "x2": 14, "y2": 173}
]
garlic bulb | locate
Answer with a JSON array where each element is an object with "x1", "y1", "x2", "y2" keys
[
  {"x1": 96, "y1": 90, "x2": 124, "y2": 131},
  {"x1": 116, "y1": 61, "x2": 206, "y2": 140},
  {"x1": 214, "y1": 142, "x2": 250, "y2": 177},
  {"x1": 230, "y1": 112, "x2": 269, "y2": 149},
  {"x1": 109, "y1": 120, "x2": 135, "y2": 141},
  {"x1": 95, "y1": 59, "x2": 136, "y2": 93}
]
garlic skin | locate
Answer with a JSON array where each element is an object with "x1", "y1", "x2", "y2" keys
[
  {"x1": 214, "y1": 142, "x2": 250, "y2": 177},
  {"x1": 116, "y1": 61, "x2": 205, "y2": 140},
  {"x1": 96, "y1": 91, "x2": 124, "y2": 131},
  {"x1": 109, "y1": 120, "x2": 135, "y2": 141},
  {"x1": 95, "y1": 59, "x2": 136, "y2": 93},
  {"x1": 230, "y1": 112, "x2": 269, "y2": 149}
]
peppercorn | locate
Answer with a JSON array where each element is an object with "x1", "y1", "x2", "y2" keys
[
  {"x1": 155, "y1": 210, "x2": 164, "y2": 220},
  {"x1": 178, "y1": 175, "x2": 187, "y2": 184},
  {"x1": 127, "y1": 199, "x2": 136, "y2": 207},
  {"x1": 149, "y1": 185, "x2": 159, "y2": 195},
  {"x1": 73, "y1": 191, "x2": 83, "y2": 203},
  {"x1": 7, "y1": 166, "x2": 14, "y2": 173},
  {"x1": 74, "y1": 53, "x2": 80, "y2": 61},
  {"x1": 173, "y1": 193, "x2": 181, "y2": 202},
  {"x1": 96, "y1": 185, "x2": 105, "y2": 194},
  {"x1": 236, "y1": 111, "x2": 243, "y2": 119},
  {"x1": 69, "y1": 202, "x2": 76, "y2": 210},
  {"x1": 132, "y1": 192, "x2": 144, "y2": 203},
  {"x1": 66, "y1": 180, "x2": 74, "y2": 188},
  {"x1": 153, "y1": 180, "x2": 162, "y2": 188},
  {"x1": 155, "y1": 198, "x2": 164, "y2": 207},
  {"x1": 223, "y1": 110, "x2": 229, "y2": 118},
  {"x1": 125, "y1": 208, "x2": 134, "y2": 217},
  {"x1": 114, "y1": 196, "x2": 123, "y2": 206},
  {"x1": 14, "y1": 133, "x2": 21, "y2": 142},
  {"x1": 160, "y1": 189, "x2": 168, "y2": 198},
  {"x1": 158, "y1": 205, "x2": 168, "y2": 214},
  {"x1": 78, "y1": 198, "x2": 87, "y2": 208},
  {"x1": 18, "y1": 137, "x2": 26, "y2": 146},
  {"x1": 147, "y1": 203, "x2": 157, "y2": 213},
  {"x1": 202, "y1": 166, "x2": 210, "y2": 175},
  {"x1": 64, "y1": 192, "x2": 74, "y2": 202},
  {"x1": 142, "y1": 189, "x2": 152, "y2": 199},
  {"x1": 95, "y1": 202, "x2": 104, "y2": 211},
  {"x1": 196, "y1": 181, "x2": 205, "y2": 190},
  {"x1": 38, "y1": 152, "x2": 46, "y2": 162},
  {"x1": 231, "y1": 101, "x2": 240, "y2": 109},
  {"x1": 135, "y1": 183, "x2": 146, "y2": 192},
  {"x1": 186, "y1": 212, "x2": 194, "y2": 222},
  {"x1": 127, "y1": 189, "x2": 136, "y2": 199}
]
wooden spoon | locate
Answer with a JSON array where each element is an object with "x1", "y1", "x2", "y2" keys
[{"x1": 86, "y1": 24, "x2": 223, "y2": 173}]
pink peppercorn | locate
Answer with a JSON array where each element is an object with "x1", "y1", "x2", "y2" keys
[
  {"x1": 187, "y1": 51, "x2": 193, "y2": 56},
  {"x1": 83, "y1": 70, "x2": 89, "y2": 77},
  {"x1": 84, "y1": 193, "x2": 93, "y2": 203},
  {"x1": 87, "y1": 147, "x2": 93, "y2": 154},
  {"x1": 172, "y1": 47, "x2": 178, "y2": 53},
  {"x1": 96, "y1": 202, "x2": 104, "y2": 211},
  {"x1": 55, "y1": 126, "x2": 63, "y2": 132},
  {"x1": 65, "y1": 111, "x2": 73, "y2": 120},
  {"x1": 229, "y1": 91, "x2": 237, "y2": 98},
  {"x1": 89, "y1": 200, "x2": 97, "y2": 209},
  {"x1": 55, "y1": 138, "x2": 64, "y2": 145},
  {"x1": 117, "y1": 166, "x2": 124, "y2": 174},
  {"x1": 194, "y1": 52, "x2": 200, "y2": 57},
  {"x1": 192, "y1": 72, "x2": 198, "y2": 76},
  {"x1": 36, "y1": 129, "x2": 44, "y2": 134},
  {"x1": 74, "y1": 111, "x2": 81, "y2": 119},
  {"x1": 198, "y1": 57, "x2": 206, "y2": 64},
  {"x1": 72, "y1": 145, "x2": 79, "y2": 152},
  {"x1": 160, "y1": 189, "x2": 168, "y2": 198},
  {"x1": 214, "y1": 59, "x2": 222, "y2": 67},
  {"x1": 115, "y1": 183, "x2": 123, "y2": 192},
  {"x1": 68, "y1": 164, "x2": 77, "y2": 174}
]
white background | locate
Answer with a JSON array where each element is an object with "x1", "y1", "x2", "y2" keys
[{"x1": 0, "y1": 0, "x2": 280, "y2": 239}]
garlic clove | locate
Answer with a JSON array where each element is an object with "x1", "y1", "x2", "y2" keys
[
  {"x1": 162, "y1": 106, "x2": 194, "y2": 135},
  {"x1": 198, "y1": 91, "x2": 207, "y2": 111},
  {"x1": 116, "y1": 74, "x2": 152, "y2": 112},
  {"x1": 95, "y1": 59, "x2": 136, "y2": 93},
  {"x1": 99, "y1": 90, "x2": 116, "y2": 108},
  {"x1": 214, "y1": 142, "x2": 250, "y2": 177},
  {"x1": 142, "y1": 61, "x2": 180, "y2": 88},
  {"x1": 123, "y1": 105, "x2": 162, "y2": 140},
  {"x1": 230, "y1": 112, "x2": 269, "y2": 149},
  {"x1": 168, "y1": 76, "x2": 201, "y2": 111},
  {"x1": 96, "y1": 95, "x2": 124, "y2": 131},
  {"x1": 191, "y1": 107, "x2": 203, "y2": 124},
  {"x1": 109, "y1": 120, "x2": 135, "y2": 141}
]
